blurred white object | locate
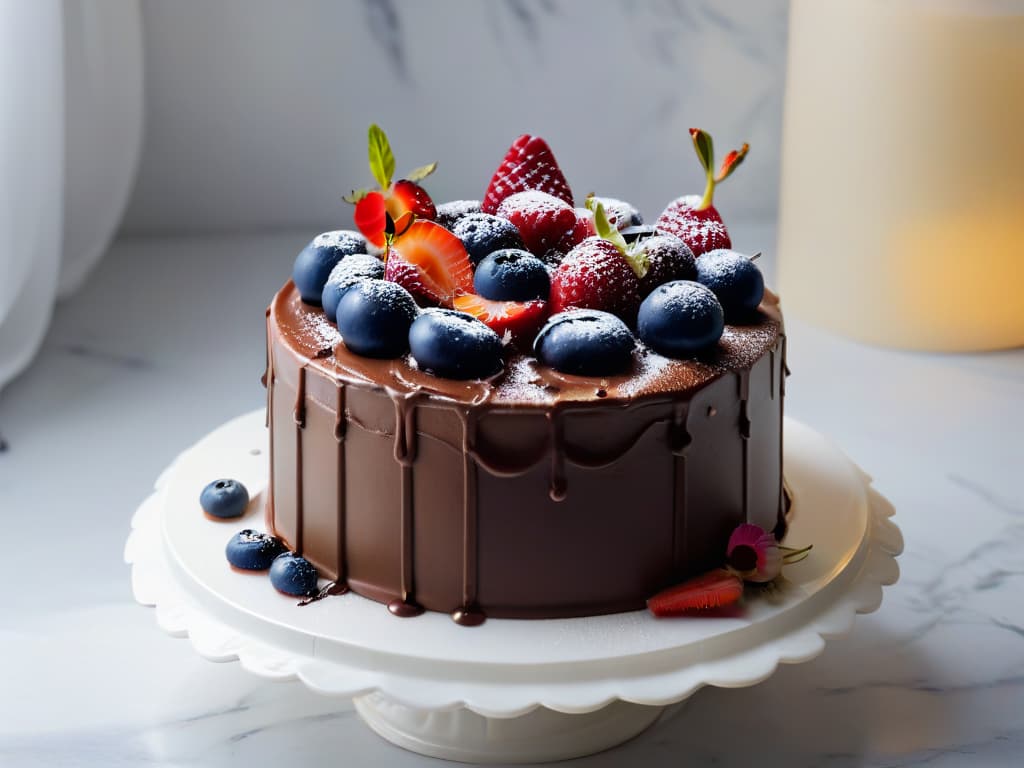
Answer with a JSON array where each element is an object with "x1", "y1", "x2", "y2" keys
[
  {"x1": 778, "y1": 0, "x2": 1024, "y2": 351},
  {"x1": 0, "y1": 0, "x2": 142, "y2": 392}
]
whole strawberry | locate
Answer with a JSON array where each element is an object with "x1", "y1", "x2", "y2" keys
[
  {"x1": 655, "y1": 128, "x2": 748, "y2": 256},
  {"x1": 345, "y1": 124, "x2": 438, "y2": 249},
  {"x1": 497, "y1": 191, "x2": 584, "y2": 265},
  {"x1": 481, "y1": 134, "x2": 574, "y2": 214},
  {"x1": 549, "y1": 201, "x2": 650, "y2": 321}
]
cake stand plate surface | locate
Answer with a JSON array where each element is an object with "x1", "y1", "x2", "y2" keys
[{"x1": 126, "y1": 411, "x2": 902, "y2": 764}]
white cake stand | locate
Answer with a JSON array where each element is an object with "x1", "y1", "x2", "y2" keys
[{"x1": 126, "y1": 411, "x2": 902, "y2": 764}]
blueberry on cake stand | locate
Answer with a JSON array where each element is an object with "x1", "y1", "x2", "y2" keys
[{"x1": 126, "y1": 410, "x2": 901, "y2": 763}]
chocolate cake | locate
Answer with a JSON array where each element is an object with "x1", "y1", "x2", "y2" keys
[{"x1": 259, "y1": 126, "x2": 785, "y2": 623}]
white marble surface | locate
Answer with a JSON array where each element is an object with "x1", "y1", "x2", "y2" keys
[{"x1": 1, "y1": 222, "x2": 1023, "y2": 767}]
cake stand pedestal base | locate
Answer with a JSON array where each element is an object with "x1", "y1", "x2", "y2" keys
[
  {"x1": 127, "y1": 411, "x2": 902, "y2": 764},
  {"x1": 353, "y1": 694, "x2": 670, "y2": 764}
]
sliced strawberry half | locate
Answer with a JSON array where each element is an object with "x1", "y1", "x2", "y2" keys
[
  {"x1": 347, "y1": 124, "x2": 438, "y2": 247},
  {"x1": 384, "y1": 220, "x2": 473, "y2": 307},
  {"x1": 481, "y1": 135, "x2": 574, "y2": 214},
  {"x1": 647, "y1": 569, "x2": 744, "y2": 617},
  {"x1": 453, "y1": 294, "x2": 548, "y2": 345}
]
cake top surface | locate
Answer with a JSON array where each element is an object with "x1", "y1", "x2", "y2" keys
[
  {"x1": 271, "y1": 281, "x2": 781, "y2": 408},
  {"x1": 276, "y1": 125, "x2": 779, "y2": 406}
]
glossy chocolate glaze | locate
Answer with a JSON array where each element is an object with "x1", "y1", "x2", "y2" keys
[{"x1": 265, "y1": 281, "x2": 786, "y2": 623}]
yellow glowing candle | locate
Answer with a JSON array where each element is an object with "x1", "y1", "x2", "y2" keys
[{"x1": 778, "y1": 0, "x2": 1024, "y2": 351}]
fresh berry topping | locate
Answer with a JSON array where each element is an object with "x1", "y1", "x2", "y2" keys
[
  {"x1": 292, "y1": 230, "x2": 368, "y2": 304},
  {"x1": 621, "y1": 224, "x2": 657, "y2": 243},
  {"x1": 453, "y1": 294, "x2": 548, "y2": 345},
  {"x1": 496, "y1": 191, "x2": 584, "y2": 264},
  {"x1": 225, "y1": 529, "x2": 285, "y2": 571},
  {"x1": 383, "y1": 220, "x2": 474, "y2": 307},
  {"x1": 435, "y1": 199, "x2": 482, "y2": 230},
  {"x1": 321, "y1": 253, "x2": 385, "y2": 323},
  {"x1": 647, "y1": 569, "x2": 744, "y2": 616},
  {"x1": 201, "y1": 479, "x2": 250, "y2": 520},
  {"x1": 335, "y1": 279, "x2": 419, "y2": 358},
  {"x1": 345, "y1": 124, "x2": 438, "y2": 247},
  {"x1": 549, "y1": 237, "x2": 642, "y2": 320},
  {"x1": 269, "y1": 552, "x2": 319, "y2": 597},
  {"x1": 695, "y1": 249, "x2": 765, "y2": 320},
  {"x1": 534, "y1": 309, "x2": 636, "y2": 376},
  {"x1": 453, "y1": 213, "x2": 525, "y2": 265},
  {"x1": 473, "y1": 249, "x2": 550, "y2": 302},
  {"x1": 389, "y1": 179, "x2": 437, "y2": 221},
  {"x1": 573, "y1": 209, "x2": 598, "y2": 239},
  {"x1": 637, "y1": 280, "x2": 724, "y2": 358},
  {"x1": 590, "y1": 196, "x2": 643, "y2": 229},
  {"x1": 352, "y1": 192, "x2": 388, "y2": 249},
  {"x1": 636, "y1": 234, "x2": 697, "y2": 297},
  {"x1": 655, "y1": 195, "x2": 731, "y2": 255},
  {"x1": 481, "y1": 134, "x2": 574, "y2": 215},
  {"x1": 409, "y1": 309, "x2": 504, "y2": 380},
  {"x1": 655, "y1": 128, "x2": 748, "y2": 256}
]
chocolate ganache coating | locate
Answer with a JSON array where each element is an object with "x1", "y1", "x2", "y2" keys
[{"x1": 264, "y1": 280, "x2": 787, "y2": 623}]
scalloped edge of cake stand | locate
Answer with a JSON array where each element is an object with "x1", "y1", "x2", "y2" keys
[{"x1": 125, "y1": 412, "x2": 902, "y2": 763}]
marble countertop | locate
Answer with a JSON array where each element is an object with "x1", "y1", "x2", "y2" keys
[{"x1": 1, "y1": 223, "x2": 1022, "y2": 767}]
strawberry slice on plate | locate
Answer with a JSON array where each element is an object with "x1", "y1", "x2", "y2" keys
[
  {"x1": 482, "y1": 134, "x2": 574, "y2": 214},
  {"x1": 384, "y1": 220, "x2": 474, "y2": 307},
  {"x1": 453, "y1": 294, "x2": 548, "y2": 345},
  {"x1": 647, "y1": 569, "x2": 744, "y2": 617}
]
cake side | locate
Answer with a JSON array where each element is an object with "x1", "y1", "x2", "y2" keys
[{"x1": 264, "y1": 282, "x2": 785, "y2": 621}]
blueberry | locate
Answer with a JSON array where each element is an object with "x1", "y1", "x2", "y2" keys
[
  {"x1": 473, "y1": 249, "x2": 550, "y2": 302},
  {"x1": 695, "y1": 250, "x2": 765, "y2": 320},
  {"x1": 292, "y1": 230, "x2": 368, "y2": 304},
  {"x1": 435, "y1": 199, "x2": 482, "y2": 231},
  {"x1": 637, "y1": 234, "x2": 697, "y2": 297},
  {"x1": 534, "y1": 309, "x2": 635, "y2": 376},
  {"x1": 200, "y1": 478, "x2": 250, "y2": 519},
  {"x1": 321, "y1": 254, "x2": 385, "y2": 323},
  {"x1": 637, "y1": 281, "x2": 724, "y2": 358},
  {"x1": 269, "y1": 552, "x2": 319, "y2": 596},
  {"x1": 409, "y1": 309, "x2": 503, "y2": 380},
  {"x1": 225, "y1": 529, "x2": 285, "y2": 571},
  {"x1": 453, "y1": 214, "x2": 525, "y2": 265},
  {"x1": 335, "y1": 279, "x2": 419, "y2": 359}
]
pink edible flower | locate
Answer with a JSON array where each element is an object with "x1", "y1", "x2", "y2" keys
[{"x1": 726, "y1": 523, "x2": 782, "y2": 583}]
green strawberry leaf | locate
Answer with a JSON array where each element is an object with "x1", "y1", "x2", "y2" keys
[
  {"x1": 689, "y1": 128, "x2": 714, "y2": 175},
  {"x1": 715, "y1": 143, "x2": 749, "y2": 183},
  {"x1": 405, "y1": 162, "x2": 437, "y2": 183},
  {"x1": 591, "y1": 200, "x2": 649, "y2": 279},
  {"x1": 343, "y1": 188, "x2": 370, "y2": 204},
  {"x1": 368, "y1": 124, "x2": 395, "y2": 191}
]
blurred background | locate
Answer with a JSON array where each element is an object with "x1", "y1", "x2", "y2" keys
[{"x1": 2, "y1": 2, "x2": 1023, "y2": 767}]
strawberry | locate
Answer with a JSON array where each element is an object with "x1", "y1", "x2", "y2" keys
[
  {"x1": 346, "y1": 124, "x2": 438, "y2": 247},
  {"x1": 655, "y1": 128, "x2": 748, "y2": 256},
  {"x1": 549, "y1": 201, "x2": 650, "y2": 321},
  {"x1": 481, "y1": 135, "x2": 574, "y2": 214},
  {"x1": 647, "y1": 569, "x2": 744, "y2": 617},
  {"x1": 453, "y1": 294, "x2": 548, "y2": 345},
  {"x1": 383, "y1": 220, "x2": 473, "y2": 307},
  {"x1": 496, "y1": 191, "x2": 584, "y2": 265}
]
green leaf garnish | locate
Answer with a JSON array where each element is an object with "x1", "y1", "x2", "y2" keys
[
  {"x1": 715, "y1": 144, "x2": 749, "y2": 183},
  {"x1": 689, "y1": 128, "x2": 714, "y2": 176},
  {"x1": 343, "y1": 188, "x2": 370, "y2": 204},
  {"x1": 405, "y1": 162, "x2": 438, "y2": 183},
  {"x1": 588, "y1": 199, "x2": 649, "y2": 280},
  {"x1": 368, "y1": 124, "x2": 395, "y2": 191}
]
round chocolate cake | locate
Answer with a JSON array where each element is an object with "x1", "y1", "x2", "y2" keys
[{"x1": 261, "y1": 126, "x2": 786, "y2": 623}]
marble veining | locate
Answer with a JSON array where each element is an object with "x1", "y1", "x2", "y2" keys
[{"x1": 1, "y1": 222, "x2": 1022, "y2": 766}]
